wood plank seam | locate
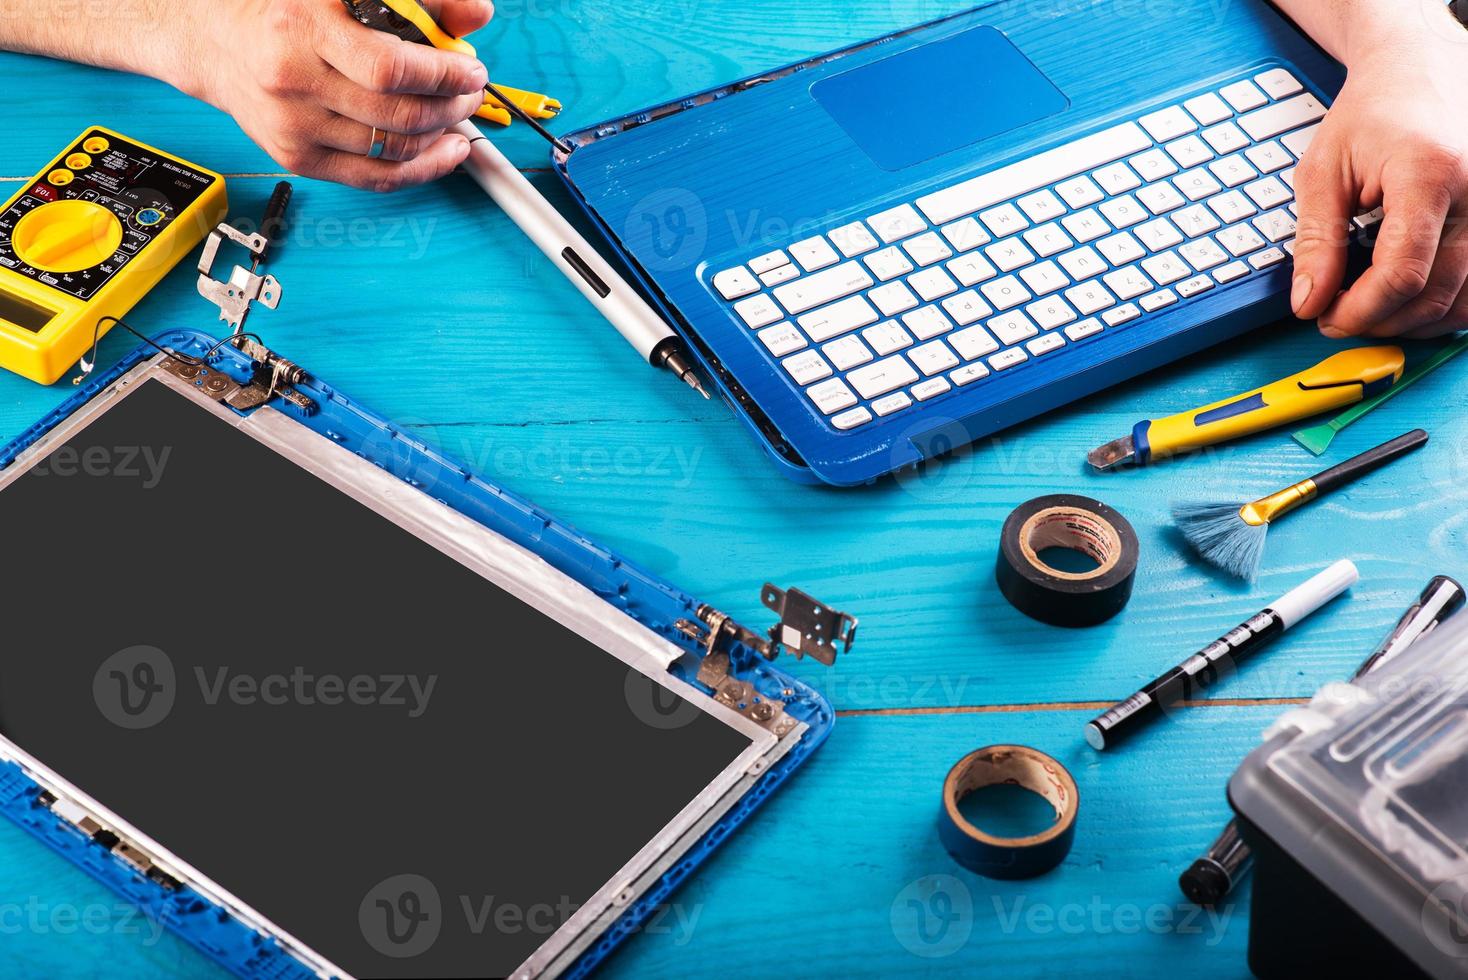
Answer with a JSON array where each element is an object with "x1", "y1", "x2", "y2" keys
[{"x1": 837, "y1": 697, "x2": 1308, "y2": 717}]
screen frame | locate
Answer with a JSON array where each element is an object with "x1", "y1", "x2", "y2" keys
[{"x1": 0, "y1": 357, "x2": 792, "y2": 979}]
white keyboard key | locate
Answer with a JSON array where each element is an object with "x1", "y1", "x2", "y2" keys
[
  {"x1": 980, "y1": 275, "x2": 1032, "y2": 311},
  {"x1": 908, "y1": 340, "x2": 959, "y2": 376},
  {"x1": 1019, "y1": 260, "x2": 1070, "y2": 296},
  {"x1": 869, "y1": 204, "x2": 926, "y2": 243},
  {"x1": 797, "y1": 295, "x2": 879, "y2": 342},
  {"x1": 1065, "y1": 280, "x2": 1117, "y2": 315},
  {"x1": 773, "y1": 261, "x2": 874, "y2": 314},
  {"x1": 1177, "y1": 274, "x2": 1214, "y2": 298},
  {"x1": 1208, "y1": 153, "x2": 1259, "y2": 188},
  {"x1": 912, "y1": 377, "x2": 952, "y2": 401},
  {"x1": 1201, "y1": 122, "x2": 1249, "y2": 155},
  {"x1": 987, "y1": 310, "x2": 1038, "y2": 345},
  {"x1": 1253, "y1": 210, "x2": 1297, "y2": 243},
  {"x1": 1103, "y1": 265, "x2": 1154, "y2": 300},
  {"x1": 782, "y1": 349, "x2": 832, "y2": 385},
  {"x1": 1353, "y1": 206, "x2": 1385, "y2": 233},
  {"x1": 1065, "y1": 317, "x2": 1104, "y2": 341},
  {"x1": 1139, "y1": 104, "x2": 1198, "y2": 142},
  {"x1": 848, "y1": 355, "x2": 920, "y2": 399},
  {"x1": 941, "y1": 290, "x2": 993, "y2": 326},
  {"x1": 864, "y1": 246, "x2": 915, "y2": 282},
  {"x1": 1093, "y1": 160, "x2": 1141, "y2": 195},
  {"x1": 1097, "y1": 231, "x2": 1146, "y2": 266},
  {"x1": 1017, "y1": 189, "x2": 1066, "y2": 223},
  {"x1": 1217, "y1": 223, "x2": 1267, "y2": 257},
  {"x1": 760, "y1": 264, "x2": 799, "y2": 287},
  {"x1": 1280, "y1": 123, "x2": 1320, "y2": 158},
  {"x1": 1141, "y1": 250, "x2": 1191, "y2": 285},
  {"x1": 790, "y1": 236, "x2": 840, "y2": 272},
  {"x1": 829, "y1": 221, "x2": 879, "y2": 257},
  {"x1": 869, "y1": 281, "x2": 920, "y2": 317},
  {"x1": 749, "y1": 250, "x2": 789, "y2": 275},
  {"x1": 1179, "y1": 237, "x2": 1229, "y2": 271},
  {"x1": 735, "y1": 293, "x2": 783, "y2": 327},
  {"x1": 1208, "y1": 190, "x2": 1258, "y2": 224},
  {"x1": 1214, "y1": 260, "x2": 1250, "y2": 283},
  {"x1": 807, "y1": 377, "x2": 857, "y2": 414},
  {"x1": 947, "y1": 253, "x2": 998, "y2": 287},
  {"x1": 985, "y1": 238, "x2": 1037, "y2": 273},
  {"x1": 979, "y1": 203, "x2": 1030, "y2": 238},
  {"x1": 1173, "y1": 168, "x2": 1223, "y2": 202},
  {"x1": 823, "y1": 335, "x2": 874, "y2": 371},
  {"x1": 1245, "y1": 141, "x2": 1292, "y2": 174},
  {"x1": 1279, "y1": 166, "x2": 1296, "y2": 190},
  {"x1": 1099, "y1": 195, "x2": 1147, "y2": 229},
  {"x1": 1255, "y1": 68, "x2": 1302, "y2": 99},
  {"x1": 1026, "y1": 295, "x2": 1077, "y2": 330},
  {"x1": 1244, "y1": 176, "x2": 1292, "y2": 210},
  {"x1": 1023, "y1": 222, "x2": 1074, "y2": 258},
  {"x1": 1166, "y1": 134, "x2": 1215, "y2": 169},
  {"x1": 1139, "y1": 289, "x2": 1178, "y2": 312},
  {"x1": 903, "y1": 305, "x2": 953, "y2": 340},
  {"x1": 1058, "y1": 245, "x2": 1108, "y2": 281},
  {"x1": 1056, "y1": 175, "x2": 1105, "y2": 209},
  {"x1": 989, "y1": 347, "x2": 1029, "y2": 371},
  {"x1": 1102, "y1": 303, "x2": 1141, "y2": 326},
  {"x1": 714, "y1": 266, "x2": 758, "y2": 300},
  {"x1": 1129, "y1": 148, "x2": 1179, "y2": 183},
  {"x1": 950, "y1": 362, "x2": 991, "y2": 386},
  {"x1": 1027, "y1": 332, "x2": 1066, "y2": 356},
  {"x1": 863, "y1": 320, "x2": 914, "y2": 355},
  {"x1": 1138, "y1": 181, "x2": 1188, "y2": 214},
  {"x1": 1239, "y1": 94, "x2": 1326, "y2": 142},
  {"x1": 1061, "y1": 208, "x2": 1111, "y2": 243},
  {"x1": 831, "y1": 407, "x2": 872, "y2": 431},
  {"x1": 1184, "y1": 92, "x2": 1232, "y2": 126},
  {"x1": 758, "y1": 322, "x2": 806, "y2": 357},
  {"x1": 1220, "y1": 79, "x2": 1268, "y2": 112},
  {"x1": 949, "y1": 324, "x2": 1000, "y2": 360},
  {"x1": 940, "y1": 217, "x2": 991, "y2": 253},
  {"x1": 1173, "y1": 203, "x2": 1221, "y2": 238},
  {"x1": 1249, "y1": 246, "x2": 1287, "y2": 270},
  {"x1": 916, "y1": 121, "x2": 1151, "y2": 224},
  {"x1": 872, "y1": 392, "x2": 912, "y2": 416},
  {"x1": 909, "y1": 267, "x2": 958, "y2": 302},
  {"x1": 903, "y1": 231, "x2": 953, "y2": 267},
  {"x1": 1135, "y1": 217, "x2": 1184, "y2": 251}
]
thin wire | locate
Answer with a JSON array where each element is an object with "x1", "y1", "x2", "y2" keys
[
  {"x1": 74, "y1": 316, "x2": 265, "y2": 385},
  {"x1": 483, "y1": 82, "x2": 572, "y2": 155}
]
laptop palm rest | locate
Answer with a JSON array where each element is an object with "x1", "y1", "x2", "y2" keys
[{"x1": 811, "y1": 25, "x2": 1069, "y2": 172}]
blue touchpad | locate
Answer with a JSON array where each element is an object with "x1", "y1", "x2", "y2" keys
[{"x1": 812, "y1": 26, "x2": 1069, "y2": 172}]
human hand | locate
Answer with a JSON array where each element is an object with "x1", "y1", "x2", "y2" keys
[
  {"x1": 188, "y1": 0, "x2": 494, "y2": 191},
  {"x1": 1291, "y1": 9, "x2": 1468, "y2": 338}
]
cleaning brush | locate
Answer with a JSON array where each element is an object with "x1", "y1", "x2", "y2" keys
[{"x1": 1172, "y1": 429, "x2": 1429, "y2": 580}]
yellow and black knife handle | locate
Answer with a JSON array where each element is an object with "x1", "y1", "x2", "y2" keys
[{"x1": 340, "y1": 0, "x2": 476, "y2": 55}]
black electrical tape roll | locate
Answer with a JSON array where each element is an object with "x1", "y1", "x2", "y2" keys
[
  {"x1": 995, "y1": 494, "x2": 1139, "y2": 627},
  {"x1": 938, "y1": 745, "x2": 1079, "y2": 879}
]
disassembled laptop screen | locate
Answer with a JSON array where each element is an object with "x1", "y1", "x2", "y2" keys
[{"x1": 0, "y1": 375, "x2": 756, "y2": 977}]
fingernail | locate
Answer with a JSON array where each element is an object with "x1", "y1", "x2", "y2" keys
[{"x1": 1290, "y1": 273, "x2": 1313, "y2": 314}]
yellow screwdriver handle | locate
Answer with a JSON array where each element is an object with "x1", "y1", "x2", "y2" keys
[
  {"x1": 379, "y1": 0, "x2": 477, "y2": 56},
  {"x1": 1138, "y1": 346, "x2": 1405, "y2": 463}
]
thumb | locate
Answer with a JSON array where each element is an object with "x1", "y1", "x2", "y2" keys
[
  {"x1": 1288, "y1": 134, "x2": 1356, "y2": 323},
  {"x1": 435, "y1": 0, "x2": 495, "y2": 39}
]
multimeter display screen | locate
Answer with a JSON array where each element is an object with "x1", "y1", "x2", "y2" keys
[
  {"x1": 0, "y1": 289, "x2": 56, "y2": 332},
  {"x1": 0, "y1": 378, "x2": 754, "y2": 978}
]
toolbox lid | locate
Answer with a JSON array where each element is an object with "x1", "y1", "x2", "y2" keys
[{"x1": 1230, "y1": 614, "x2": 1468, "y2": 975}]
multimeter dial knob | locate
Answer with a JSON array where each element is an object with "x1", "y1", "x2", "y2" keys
[{"x1": 11, "y1": 200, "x2": 124, "y2": 273}]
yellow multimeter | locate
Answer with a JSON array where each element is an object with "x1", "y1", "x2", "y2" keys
[{"x1": 0, "y1": 127, "x2": 227, "y2": 384}]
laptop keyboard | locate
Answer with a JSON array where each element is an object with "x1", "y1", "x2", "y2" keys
[{"x1": 709, "y1": 68, "x2": 1332, "y2": 432}]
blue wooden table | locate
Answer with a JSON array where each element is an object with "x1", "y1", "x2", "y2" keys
[{"x1": 3, "y1": 3, "x2": 1466, "y2": 977}]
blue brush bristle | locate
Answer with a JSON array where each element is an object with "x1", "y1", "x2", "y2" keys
[{"x1": 1171, "y1": 501, "x2": 1270, "y2": 581}]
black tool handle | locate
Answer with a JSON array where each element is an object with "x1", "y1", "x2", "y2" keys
[
  {"x1": 1310, "y1": 429, "x2": 1428, "y2": 496},
  {"x1": 1354, "y1": 575, "x2": 1466, "y2": 678},
  {"x1": 258, "y1": 181, "x2": 292, "y2": 261}
]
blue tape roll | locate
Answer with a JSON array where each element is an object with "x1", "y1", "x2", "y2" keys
[{"x1": 938, "y1": 745, "x2": 1079, "y2": 880}]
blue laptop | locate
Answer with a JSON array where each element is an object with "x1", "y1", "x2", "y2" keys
[{"x1": 556, "y1": 1, "x2": 1347, "y2": 486}]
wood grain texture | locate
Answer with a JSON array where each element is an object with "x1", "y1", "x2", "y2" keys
[{"x1": 0, "y1": 0, "x2": 1460, "y2": 976}]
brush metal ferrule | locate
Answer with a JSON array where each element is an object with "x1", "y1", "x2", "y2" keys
[{"x1": 1240, "y1": 479, "x2": 1318, "y2": 526}]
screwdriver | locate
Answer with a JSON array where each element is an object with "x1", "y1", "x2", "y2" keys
[{"x1": 340, "y1": 0, "x2": 569, "y2": 150}]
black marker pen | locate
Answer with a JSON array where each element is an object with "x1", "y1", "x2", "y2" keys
[{"x1": 1086, "y1": 560, "x2": 1359, "y2": 750}]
